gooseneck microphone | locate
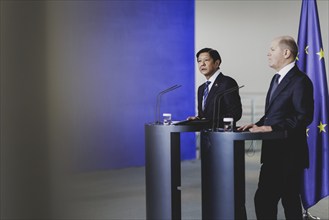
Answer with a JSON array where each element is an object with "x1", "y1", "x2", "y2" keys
[
  {"x1": 155, "y1": 84, "x2": 182, "y2": 124},
  {"x1": 212, "y1": 85, "x2": 244, "y2": 131}
]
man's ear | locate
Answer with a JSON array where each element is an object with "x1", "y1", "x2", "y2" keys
[
  {"x1": 283, "y1": 49, "x2": 292, "y2": 59},
  {"x1": 215, "y1": 60, "x2": 221, "y2": 68}
]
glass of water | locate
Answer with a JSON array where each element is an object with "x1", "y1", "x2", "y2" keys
[{"x1": 163, "y1": 113, "x2": 172, "y2": 125}]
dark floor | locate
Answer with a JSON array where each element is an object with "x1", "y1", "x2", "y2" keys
[{"x1": 52, "y1": 147, "x2": 329, "y2": 220}]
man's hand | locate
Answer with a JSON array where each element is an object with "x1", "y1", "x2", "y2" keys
[
  {"x1": 187, "y1": 116, "x2": 199, "y2": 121},
  {"x1": 249, "y1": 125, "x2": 272, "y2": 132},
  {"x1": 238, "y1": 124, "x2": 256, "y2": 131},
  {"x1": 238, "y1": 124, "x2": 272, "y2": 133}
]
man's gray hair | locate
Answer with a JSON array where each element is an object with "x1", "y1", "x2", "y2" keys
[{"x1": 278, "y1": 36, "x2": 299, "y2": 59}]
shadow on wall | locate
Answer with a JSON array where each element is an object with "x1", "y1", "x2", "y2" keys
[{"x1": 1, "y1": 1, "x2": 195, "y2": 219}]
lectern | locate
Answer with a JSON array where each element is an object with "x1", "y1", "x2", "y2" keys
[
  {"x1": 145, "y1": 123, "x2": 287, "y2": 220},
  {"x1": 201, "y1": 130, "x2": 287, "y2": 220},
  {"x1": 145, "y1": 124, "x2": 204, "y2": 220}
]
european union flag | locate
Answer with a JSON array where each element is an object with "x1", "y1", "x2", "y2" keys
[{"x1": 297, "y1": 0, "x2": 329, "y2": 210}]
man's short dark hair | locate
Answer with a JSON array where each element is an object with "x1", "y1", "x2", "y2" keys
[{"x1": 196, "y1": 48, "x2": 222, "y2": 64}]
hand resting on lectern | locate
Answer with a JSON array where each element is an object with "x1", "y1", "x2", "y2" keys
[{"x1": 237, "y1": 124, "x2": 273, "y2": 133}]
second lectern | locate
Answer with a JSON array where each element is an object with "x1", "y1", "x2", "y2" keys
[{"x1": 201, "y1": 130, "x2": 287, "y2": 220}]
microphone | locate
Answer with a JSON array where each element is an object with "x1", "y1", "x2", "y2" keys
[
  {"x1": 155, "y1": 84, "x2": 182, "y2": 124},
  {"x1": 212, "y1": 85, "x2": 244, "y2": 131}
]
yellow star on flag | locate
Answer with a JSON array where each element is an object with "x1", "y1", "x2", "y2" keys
[
  {"x1": 305, "y1": 45, "x2": 309, "y2": 54},
  {"x1": 316, "y1": 48, "x2": 324, "y2": 60},
  {"x1": 306, "y1": 128, "x2": 310, "y2": 137},
  {"x1": 317, "y1": 121, "x2": 327, "y2": 133}
]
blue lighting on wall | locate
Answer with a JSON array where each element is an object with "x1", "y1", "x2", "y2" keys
[{"x1": 73, "y1": 1, "x2": 195, "y2": 170}]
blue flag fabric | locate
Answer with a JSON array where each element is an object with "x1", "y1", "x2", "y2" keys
[{"x1": 296, "y1": 0, "x2": 329, "y2": 210}]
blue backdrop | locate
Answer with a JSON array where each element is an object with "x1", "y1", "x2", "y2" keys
[{"x1": 74, "y1": 1, "x2": 195, "y2": 170}]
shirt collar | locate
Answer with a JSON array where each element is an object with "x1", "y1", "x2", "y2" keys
[
  {"x1": 205, "y1": 69, "x2": 221, "y2": 90},
  {"x1": 277, "y1": 62, "x2": 295, "y2": 83}
]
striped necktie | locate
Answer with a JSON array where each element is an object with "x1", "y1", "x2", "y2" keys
[{"x1": 202, "y1": 81, "x2": 211, "y2": 111}]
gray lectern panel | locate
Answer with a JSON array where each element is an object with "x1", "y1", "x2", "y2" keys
[
  {"x1": 201, "y1": 132, "x2": 236, "y2": 219},
  {"x1": 145, "y1": 124, "x2": 202, "y2": 220}
]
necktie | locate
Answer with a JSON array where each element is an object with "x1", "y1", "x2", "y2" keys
[
  {"x1": 202, "y1": 81, "x2": 211, "y2": 111},
  {"x1": 269, "y1": 74, "x2": 280, "y2": 101}
]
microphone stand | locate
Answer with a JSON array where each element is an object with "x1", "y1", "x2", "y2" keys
[
  {"x1": 155, "y1": 84, "x2": 182, "y2": 124},
  {"x1": 212, "y1": 85, "x2": 244, "y2": 131}
]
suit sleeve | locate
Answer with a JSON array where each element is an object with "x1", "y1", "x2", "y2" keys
[
  {"x1": 255, "y1": 116, "x2": 265, "y2": 126},
  {"x1": 197, "y1": 85, "x2": 203, "y2": 118},
  {"x1": 221, "y1": 80, "x2": 242, "y2": 122}
]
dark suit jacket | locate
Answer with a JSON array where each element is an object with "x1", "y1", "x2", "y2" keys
[
  {"x1": 256, "y1": 65, "x2": 314, "y2": 169},
  {"x1": 197, "y1": 72, "x2": 242, "y2": 128}
]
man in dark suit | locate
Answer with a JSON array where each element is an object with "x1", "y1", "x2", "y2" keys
[
  {"x1": 239, "y1": 36, "x2": 314, "y2": 219},
  {"x1": 188, "y1": 48, "x2": 242, "y2": 129}
]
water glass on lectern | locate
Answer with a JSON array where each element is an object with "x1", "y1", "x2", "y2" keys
[
  {"x1": 163, "y1": 113, "x2": 172, "y2": 125},
  {"x1": 223, "y1": 117, "x2": 233, "y2": 131}
]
